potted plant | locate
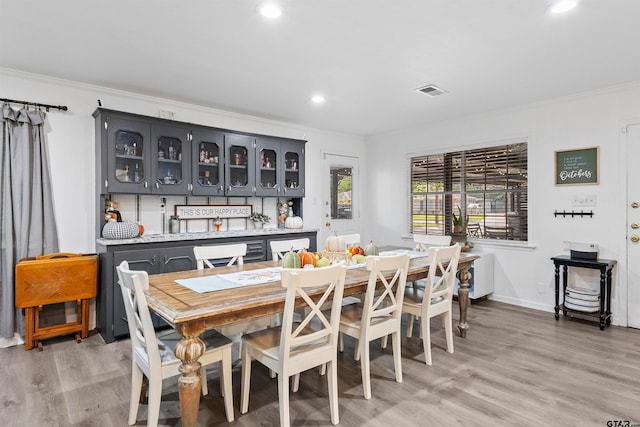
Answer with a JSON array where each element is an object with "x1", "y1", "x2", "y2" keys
[
  {"x1": 452, "y1": 206, "x2": 468, "y2": 233},
  {"x1": 249, "y1": 212, "x2": 271, "y2": 228}
]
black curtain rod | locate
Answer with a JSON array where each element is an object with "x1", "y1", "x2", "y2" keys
[{"x1": 1, "y1": 97, "x2": 68, "y2": 112}]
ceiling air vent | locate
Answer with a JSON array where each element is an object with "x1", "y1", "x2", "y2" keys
[{"x1": 416, "y1": 84, "x2": 448, "y2": 96}]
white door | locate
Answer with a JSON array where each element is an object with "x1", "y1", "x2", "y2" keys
[
  {"x1": 319, "y1": 153, "x2": 360, "y2": 248},
  {"x1": 627, "y1": 124, "x2": 640, "y2": 328}
]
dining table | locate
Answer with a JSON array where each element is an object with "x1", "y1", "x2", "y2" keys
[{"x1": 145, "y1": 249, "x2": 479, "y2": 427}]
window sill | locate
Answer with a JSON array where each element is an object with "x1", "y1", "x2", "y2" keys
[{"x1": 402, "y1": 235, "x2": 536, "y2": 251}]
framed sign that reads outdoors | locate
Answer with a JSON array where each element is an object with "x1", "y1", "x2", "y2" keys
[{"x1": 555, "y1": 146, "x2": 599, "y2": 185}]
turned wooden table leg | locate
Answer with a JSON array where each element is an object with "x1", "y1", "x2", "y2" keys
[
  {"x1": 457, "y1": 265, "x2": 473, "y2": 338},
  {"x1": 175, "y1": 322, "x2": 207, "y2": 427}
]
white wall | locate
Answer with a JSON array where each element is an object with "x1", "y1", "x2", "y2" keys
[
  {"x1": 366, "y1": 83, "x2": 640, "y2": 326},
  {"x1": 0, "y1": 68, "x2": 366, "y2": 253}
]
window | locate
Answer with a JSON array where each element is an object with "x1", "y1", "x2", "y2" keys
[
  {"x1": 410, "y1": 142, "x2": 528, "y2": 241},
  {"x1": 330, "y1": 166, "x2": 353, "y2": 220}
]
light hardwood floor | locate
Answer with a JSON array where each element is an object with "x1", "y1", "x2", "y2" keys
[{"x1": 1, "y1": 300, "x2": 639, "y2": 426}]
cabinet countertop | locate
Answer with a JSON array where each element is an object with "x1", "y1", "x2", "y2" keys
[{"x1": 97, "y1": 228, "x2": 317, "y2": 246}]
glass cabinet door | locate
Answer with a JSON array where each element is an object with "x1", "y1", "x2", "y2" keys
[
  {"x1": 106, "y1": 116, "x2": 150, "y2": 193},
  {"x1": 255, "y1": 138, "x2": 280, "y2": 196},
  {"x1": 151, "y1": 124, "x2": 190, "y2": 194},
  {"x1": 225, "y1": 133, "x2": 255, "y2": 196},
  {"x1": 192, "y1": 128, "x2": 224, "y2": 196},
  {"x1": 282, "y1": 141, "x2": 305, "y2": 197}
]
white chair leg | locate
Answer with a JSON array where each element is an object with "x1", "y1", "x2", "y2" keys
[
  {"x1": 381, "y1": 334, "x2": 388, "y2": 349},
  {"x1": 421, "y1": 316, "x2": 432, "y2": 366},
  {"x1": 360, "y1": 340, "x2": 371, "y2": 400},
  {"x1": 128, "y1": 366, "x2": 143, "y2": 425},
  {"x1": 240, "y1": 344, "x2": 252, "y2": 414},
  {"x1": 392, "y1": 331, "x2": 403, "y2": 383},
  {"x1": 199, "y1": 365, "x2": 209, "y2": 396},
  {"x1": 338, "y1": 332, "x2": 344, "y2": 352},
  {"x1": 292, "y1": 373, "x2": 300, "y2": 392},
  {"x1": 221, "y1": 349, "x2": 235, "y2": 422},
  {"x1": 327, "y1": 359, "x2": 339, "y2": 425},
  {"x1": 444, "y1": 311, "x2": 454, "y2": 354},
  {"x1": 278, "y1": 372, "x2": 291, "y2": 427},
  {"x1": 354, "y1": 338, "x2": 361, "y2": 361},
  {"x1": 406, "y1": 314, "x2": 415, "y2": 338},
  {"x1": 319, "y1": 363, "x2": 326, "y2": 376},
  {"x1": 147, "y1": 375, "x2": 163, "y2": 427}
]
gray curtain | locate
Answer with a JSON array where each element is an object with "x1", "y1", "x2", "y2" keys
[{"x1": 1, "y1": 103, "x2": 59, "y2": 339}]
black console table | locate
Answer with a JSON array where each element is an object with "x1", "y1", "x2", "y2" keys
[{"x1": 551, "y1": 255, "x2": 616, "y2": 330}]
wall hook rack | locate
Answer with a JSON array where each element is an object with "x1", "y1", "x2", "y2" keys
[{"x1": 553, "y1": 210, "x2": 594, "y2": 218}]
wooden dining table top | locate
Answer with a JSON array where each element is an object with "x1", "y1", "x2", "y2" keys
[{"x1": 145, "y1": 251, "x2": 479, "y2": 331}]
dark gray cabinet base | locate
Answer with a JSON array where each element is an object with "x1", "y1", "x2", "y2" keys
[{"x1": 97, "y1": 231, "x2": 317, "y2": 343}]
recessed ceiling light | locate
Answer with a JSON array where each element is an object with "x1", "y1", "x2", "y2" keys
[
  {"x1": 549, "y1": 0, "x2": 578, "y2": 14},
  {"x1": 259, "y1": 3, "x2": 282, "y2": 19},
  {"x1": 311, "y1": 94, "x2": 325, "y2": 104}
]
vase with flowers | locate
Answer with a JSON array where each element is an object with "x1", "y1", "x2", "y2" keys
[
  {"x1": 277, "y1": 200, "x2": 293, "y2": 229},
  {"x1": 249, "y1": 212, "x2": 270, "y2": 229}
]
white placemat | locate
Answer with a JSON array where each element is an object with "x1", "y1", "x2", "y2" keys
[
  {"x1": 175, "y1": 266, "x2": 283, "y2": 293},
  {"x1": 380, "y1": 249, "x2": 429, "y2": 259}
]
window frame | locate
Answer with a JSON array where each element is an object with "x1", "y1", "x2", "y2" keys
[{"x1": 409, "y1": 141, "x2": 528, "y2": 242}]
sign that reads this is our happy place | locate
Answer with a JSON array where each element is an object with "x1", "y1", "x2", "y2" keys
[
  {"x1": 174, "y1": 205, "x2": 252, "y2": 220},
  {"x1": 554, "y1": 146, "x2": 599, "y2": 186}
]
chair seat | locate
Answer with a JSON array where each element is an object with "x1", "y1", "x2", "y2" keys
[
  {"x1": 243, "y1": 324, "x2": 332, "y2": 364},
  {"x1": 404, "y1": 287, "x2": 445, "y2": 307},
  {"x1": 152, "y1": 329, "x2": 232, "y2": 364},
  {"x1": 339, "y1": 304, "x2": 391, "y2": 329}
]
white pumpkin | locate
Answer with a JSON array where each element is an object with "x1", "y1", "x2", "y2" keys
[
  {"x1": 285, "y1": 216, "x2": 303, "y2": 229},
  {"x1": 325, "y1": 234, "x2": 346, "y2": 252}
]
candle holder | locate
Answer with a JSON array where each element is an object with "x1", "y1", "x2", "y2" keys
[{"x1": 214, "y1": 216, "x2": 223, "y2": 232}]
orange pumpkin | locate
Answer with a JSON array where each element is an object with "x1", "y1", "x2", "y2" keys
[
  {"x1": 348, "y1": 246, "x2": 364, "y2": 256},
  {"x1": 298, "y1": 249, "x2": 316, "y2": 267}
]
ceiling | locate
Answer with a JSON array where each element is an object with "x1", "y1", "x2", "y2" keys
[{"x1": 2, "y1": 1, "x2": 640, "y2": 136}]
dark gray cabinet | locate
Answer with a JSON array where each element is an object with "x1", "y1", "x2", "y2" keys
[
  {"x1": 192, "y1": 127, "x2": 225, "y2": 196},
  {"x1": 225, "y1": 133, "x2": 256, "y2": 196},
  {"x1": 96, "y1": 231, "x2": 317, "y2": 343},
  {"x1": 94, "y1": 108, "x2": 306, "y2": 198},
  {"x1": 98, "y1": 112, "x2": 150, "y2": 194},
  {"x1": 95, "y1": 110, "x2": 191, "y2": 196},
  {"x1": 151, "y1": 123, "x2": 191, "y2": 195}
]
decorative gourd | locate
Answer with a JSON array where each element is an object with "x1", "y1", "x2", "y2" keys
[
  {"x1": 325, "y1": 234, "x2": 346, "y2": 252},
  {"x1": 364, "y1": 240, "x2": 379, "y2": 256},
  {"x1": 282, "y1": 248, "x2": 302, "y2": 268},
  {"x1": 285, "y1": 216, "x2": 303, "y2": 229},
  {"x1": 297, "y1": 249, "x2": 316, "y2": 267}
]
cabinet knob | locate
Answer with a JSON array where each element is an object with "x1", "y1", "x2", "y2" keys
[
  {"x1": 632, "y1": 223, "x2": 640, "y2": 230},
  {"x1": 632, "y1": 235, "x2": 640, "y2": 243},
  {"x1": 632, "y1": 202, "x2": 640, "y2": 208}
]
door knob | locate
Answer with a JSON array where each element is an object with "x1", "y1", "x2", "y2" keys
[
  {"x1": 631, "y1": 235, "x2": 640, "y2": 243},
  {"x1": 632, "y1": 202, "x2": 640, "y2": 208},
  {"x1": 632, "y1": 223, "x2": 640, "y2": 229}
]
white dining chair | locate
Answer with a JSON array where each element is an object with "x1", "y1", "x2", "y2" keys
[
  {"x1": 339, "y1": 233, "x2": 361, "y2": 247},
  {"x1": 193, "y1": 243, "x2": 247, "y2": 269},
  {"x1": 413, "y1": 234, "x2": 452, "y2": 251},
  {"x1": 116, "y1": 261, "x2": 234, "y2": 426},
  {"x1": 240, "y1": 263, "x2": 347, "y2": 427},
  {"x1": 194, "y1": 243, "x2": 274, "y2": 353},
  {"x1": 338, "y1": 252, "x2": 410, "y2": 400},
  {"x1": 402, "y1": 244, "x2": 461, "y2": 365},
  {"x1": 408, "y1": 234, "x2": 454, "y2": 331},
  {"x1": 269, "y1": 238, "x2": 310, "y2": 260}
]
